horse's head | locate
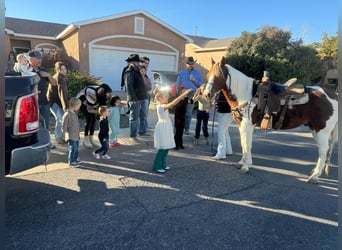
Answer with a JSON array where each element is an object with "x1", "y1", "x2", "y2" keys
[{"x1": 204, "y1": 57, "x2": 228, "y2": 98}]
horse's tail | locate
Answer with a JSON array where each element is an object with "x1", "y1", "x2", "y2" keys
[{"x1": 324, "y1": 121, "x2": 338, "y2": 176}]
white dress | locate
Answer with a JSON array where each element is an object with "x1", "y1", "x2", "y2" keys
[{"x1": 154, "y1": 104, "x2": 176, "y2": 149}]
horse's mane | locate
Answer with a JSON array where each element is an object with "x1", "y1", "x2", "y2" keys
[{"x1": 226, "y1": 64, "x2": 254, "y2": 104}]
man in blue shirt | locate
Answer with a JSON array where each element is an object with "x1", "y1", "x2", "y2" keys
[{"x1": 175, "y1": 56, "x2": 203, "y2": 135}]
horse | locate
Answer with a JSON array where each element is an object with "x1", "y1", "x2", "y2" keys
[{"x1": 204, "y1": 56, "x2": 338, "y2": 183}]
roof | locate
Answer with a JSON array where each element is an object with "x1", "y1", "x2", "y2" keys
[
  {"x1": 186, "y1": 35, "x2": 236, "y2": 51},
  {"x1": 5, "y1": 17, "x2": 67, "y2": 38}
]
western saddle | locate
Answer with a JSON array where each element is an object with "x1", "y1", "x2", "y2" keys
[{"x1": 256, "y1": 78, "x2": 309, "y2": 130}]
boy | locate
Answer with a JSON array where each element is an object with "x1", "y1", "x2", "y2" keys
[
  {"x1": 62, "y1": 97, "x2": 82, "y2": 167},
  {"x1": 93, "y1": 106, "x2": 111, "y2": 159}
]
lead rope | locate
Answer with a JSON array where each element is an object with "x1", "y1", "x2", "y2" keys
[{"x1": 210, "y1": 107, "x2": 216, "y2": 156}]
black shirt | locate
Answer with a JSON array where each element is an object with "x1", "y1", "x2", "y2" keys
[{"x1": 215, "y1": 91, "x2": 231, "y2": 113}]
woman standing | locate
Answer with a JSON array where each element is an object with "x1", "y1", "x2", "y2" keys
[{"x1": 47, "y1": 61, "x2": 69, "y2": 144}]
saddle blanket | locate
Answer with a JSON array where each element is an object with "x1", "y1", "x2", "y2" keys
[{"x1": 280, "y1": 93, "x2": 309, "y2": 107}]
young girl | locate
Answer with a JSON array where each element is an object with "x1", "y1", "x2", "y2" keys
[
  {"x1": 153, "y1": 88, "x2": 192, "y2": 173},
  {"x1": 192, "y1": 83, "x2": 211, "y2": 146},
  {"x1": 93, "y1": 106, "x2": 111, "y2": 159},
  {"x1": 62, "y1": 97, "x2": 82, "y2": 167},
  {"x1": 108, "y1": 95, "x2": 125, "y2": 147}
]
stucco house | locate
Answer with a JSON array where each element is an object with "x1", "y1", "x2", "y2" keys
[{"x1": 5, "y1": 9, "x2": 232, "y2": 90}]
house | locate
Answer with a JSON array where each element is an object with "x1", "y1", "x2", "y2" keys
[{"x1": 5, "y1": 9, "x2": 233, "y2": 90}]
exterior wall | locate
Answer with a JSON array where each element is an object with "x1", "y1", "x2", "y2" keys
[
  {"x1": 185, "y1": 43, "x2": 227, "y2": 81},
  {"x1": 76, "y1": 13, "x2": 186, "y2": 74},
  {"x1": 61, "y1": 31, "x2": 80, "y2": 71}
]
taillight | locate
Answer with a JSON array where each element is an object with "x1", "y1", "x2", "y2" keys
[{"x1": 13, "y1": 93, "x2": 39, "y2": 135}]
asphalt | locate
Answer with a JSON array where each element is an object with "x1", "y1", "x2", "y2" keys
[{"x1": 5, "y1": 99, "x2": 339, "y2": 249}]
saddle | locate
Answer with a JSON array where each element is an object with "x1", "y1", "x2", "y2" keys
[{"x1": 256, "y1": 78, "x2": 309, "y2": 130}]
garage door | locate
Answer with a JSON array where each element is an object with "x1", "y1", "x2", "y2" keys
[{"x1": 90, "y1": 46, "x2": 178, "y2": 91}]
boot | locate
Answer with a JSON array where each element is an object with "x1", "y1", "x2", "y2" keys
[
  {"x1": 89, "y1": 135, "x2": 98, "y2": 147},
  {"x1": 83, "y1": 135, "x2": 93, "y2": 148},
  {"x1": 193, "y1": 138, "x2": 199, "y2": 146},
  {"x1": 205, "y1": 137, "x2": 210, "y2": 145}
]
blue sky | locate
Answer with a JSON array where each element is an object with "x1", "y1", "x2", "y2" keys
[{"x1": 5, "y1": 0, "x2": 338, "y2": 44}]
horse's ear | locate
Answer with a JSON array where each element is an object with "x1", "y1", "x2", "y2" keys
[
  {"x1": 220, "y1": 56, "x2": 226, "y2": 65},
  {"x1": 211, "y1": 58, "x2": 215, "y2": 65}
]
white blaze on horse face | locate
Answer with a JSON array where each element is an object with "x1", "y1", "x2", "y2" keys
[{"x1": 204, "y1": 78, "x2": 213, "y2": 97}]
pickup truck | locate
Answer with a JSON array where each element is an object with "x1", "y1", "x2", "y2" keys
[{"x1": 5, "y1": 72, "x2": 50, "y2": 175}]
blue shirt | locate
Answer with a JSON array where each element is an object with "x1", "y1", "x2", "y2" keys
[{"x1": 176, "y1": 69, "x2": 203, "y2": 93}]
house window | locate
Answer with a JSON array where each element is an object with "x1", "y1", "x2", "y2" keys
[{"x1": 135, "y1": 17, "x2": 144, "y2": 35}]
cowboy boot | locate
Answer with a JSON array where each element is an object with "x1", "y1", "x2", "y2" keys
[
  {"x1": 89, "y1": 135, "x2": 98, "y2": 147},
  {"x1": 83, "y1": 135, "x2": 93, "y2": 148},
  {"x1": 205, "y1": 137, "x2": 210, "y2": 145},
  {"x1": 193, "y1": 138, "x2": 199, "y2": 146}
]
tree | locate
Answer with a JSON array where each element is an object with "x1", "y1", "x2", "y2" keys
[
  {"x1": 312, "y1": 32, "x2": 338, "y2": 64},
  {"x1": 226, "y1": 26, "x2": 323, "y2": 84}
]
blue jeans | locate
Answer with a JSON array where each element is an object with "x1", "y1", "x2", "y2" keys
[
  {"x1": 195, "y1": 110, "x2": 209, "y2": 139},
  {"x1": 50, "y1": 103, "x2": 64, "y2": 140},
  {"x1": 185, "y1": 93, "x2": 195, "y2": 131},
  {"x1": 68, "y1": 140, "x2": 79, "y2": 163},
  {"x1": 39, "y1": 103, "x2": 51, "y2": 130},
  {"x1": 95, "y1": 138, "x2": 109, "y2": 155},
  {"x1": 128, "y1": 100, "x2": 144, "y2": 137},
  {"x1": 139, "y1": 99, "x2": 148, "y2": 135}
]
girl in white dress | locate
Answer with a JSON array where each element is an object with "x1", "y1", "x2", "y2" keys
[{"x1": 153, "y1": 88, "x2": 192, "y2": 173}]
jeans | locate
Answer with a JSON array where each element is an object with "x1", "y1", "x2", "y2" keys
[
  {"x1": 184, "y1": 92, "x2": 195, "y2": 131},
  {"x1": 139, "y1": 99, "x2": 148, "y2": 135},
  {"x1": 68, "y1": 140, "x2": 79, "y2": 163},
  {"x1": 50, "y1": 103, "x2": 64, "y2": 140},
  {"x1": 39, "y1": 103, "x2": 51, "y2": 130},
  {"x1": 195, "y1": 110, "x2": 209, "y2": 139},
  {"x1": 215, "y1": 112, "x2": 233, "y2": 158},
  {"x1": 95, "y1": 138, "x2": 109, "y2": 155},
  {"x1": 80, "y1": 104, "x2": 96, "y2": 136},
  {"x1": 128, "y1": 100, "x2": 144, "y2": 137}
]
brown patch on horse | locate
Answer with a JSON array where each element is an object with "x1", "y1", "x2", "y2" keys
[{"x1": 272, "y1": 88, "x2": 333, "y2": 132}]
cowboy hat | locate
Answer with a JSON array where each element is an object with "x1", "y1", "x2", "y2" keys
[
  {"x1": 125, "y1": 54, "x2": 144, "y2": 62},
  {"x1": 186, "y1": 56, "x2": 196, "y2": 65}
]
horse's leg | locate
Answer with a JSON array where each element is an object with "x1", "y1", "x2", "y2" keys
[
  {"x1": 324, "y1": 122, "x2": 338, "y2": 176},
  {"x1": 238, "y1": 118, "x2": 254, "y2": 173},
  {"x1": 308, "y1": 130, "x2": 330, "y2": 183}
]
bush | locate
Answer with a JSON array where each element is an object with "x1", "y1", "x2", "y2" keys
[{"x1": 65, "y1": 70, "x2": 102, "y2": 98}]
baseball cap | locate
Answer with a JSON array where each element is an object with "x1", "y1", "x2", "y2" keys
[{"x1": 28, "y1": 50, "x2": 44, "y2": 58}]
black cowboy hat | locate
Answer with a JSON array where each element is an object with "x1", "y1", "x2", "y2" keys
[
  {"x1": 186, "y1": 56, "x2": 196, "y2": 65},
  {"x1": 125, "y1": 54, "x2": 144, "y2": 62}
]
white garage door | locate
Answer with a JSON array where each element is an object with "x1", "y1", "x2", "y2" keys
[{"x1": 90, "y1": 46, "x2": 178, "y2": 91}]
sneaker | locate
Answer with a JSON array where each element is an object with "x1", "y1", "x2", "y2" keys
[
  {"x1": 113, "y1": 142, "x2": 121, "y2": 146},
  {"x1": 49, "y1": 143, "x2": 56, "y2": 149},
  {"x1": 164, "y1": 166, "x2": 171, "y2": 170},
  {"x1": 184, "y1": 130, "x2": 190, "y2": 135},
  {"x1": 102, "y1": 154, "x2": 111, "y2": 159},
  {"x1": 92, "y1": 151, "x2": 100, "y2": 159},
  {"x1": 153, "y1": 169, "x2": 166, "y2": 173},
  {"x1": 139, "y1": 133, "x2": 151, "y2": 137},
  {"x1": 130, "y1": 137, "x2": 139, "y2": 143},
  {"x1": 193, "y1": 139, "x2": 199, "y2": 146},
  {"x1": 109, "y1": 142, "x2": 115, "y2": 148},
  {"x1": 69, "y1": 162, "x2": 79, "y2": 168},
  {"x1": 212, "y1": 155, "x2": 226, "y2": 160}
]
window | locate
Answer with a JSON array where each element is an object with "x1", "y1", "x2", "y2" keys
[{"x1": 135, "y1": 17, "x2": 144, "y2": 35}]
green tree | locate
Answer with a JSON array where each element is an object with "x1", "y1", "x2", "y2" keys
[
  {"x1": 226, "y1": 25, "x2": 323, "y2": 84},
  {"x1": 312, "y1": 32, "x2": 338, "y2": 64}
]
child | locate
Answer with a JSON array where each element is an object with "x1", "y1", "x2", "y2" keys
[
  {"x1": 174, "y1": 87, "x2": 193, "y2": 150},
  {"x1": 93, "y1": 106, "x2": 111, "y2": 159},
  {"x1": 108, "y1": 95, "x2": 125, "y2": 147},
  {"x1": 62, "y1": 97, "x2": 82, "y2": 167},
  {"x1": 153, "y1": 88, "x2": 192, "y2": 173},
  {"x1": 192, "y1": 83, "x2": 211, "y2": 146},
  {"x1": 13, "y1": 53, "x2": 32, "y2": 73}
]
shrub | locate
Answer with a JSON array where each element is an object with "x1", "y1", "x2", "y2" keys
[{"x1": 66, "y1": 70, "x2": 102, "y2": 98}]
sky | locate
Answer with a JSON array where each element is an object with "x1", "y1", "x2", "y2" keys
[{"x1": 5, "y1": 0, "x2": 338, "y2": 44}]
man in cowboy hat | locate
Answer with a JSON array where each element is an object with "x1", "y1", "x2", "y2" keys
[
  {"x1": 175, "y1": 56, "x2": 203, "y2": 135},
  {"x1": 123, "y1": 54, "x2": 149, "y2": 141}
]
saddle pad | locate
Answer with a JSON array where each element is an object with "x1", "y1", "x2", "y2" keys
[{"x1": 280, "y1": 93, "x2": 309, "y2": 106}]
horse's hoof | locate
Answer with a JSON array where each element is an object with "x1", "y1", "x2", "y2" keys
[
  {"x1": 307, "y1": 177, "x2": 318, "y2": 184},
  {"x1": 239, "y1": 167, "x2": 249, "y2": 174}
]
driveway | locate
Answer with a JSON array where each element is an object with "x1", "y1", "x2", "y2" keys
[{"x1": 5, "y1": 109, "x2": 338, "y2": 249}]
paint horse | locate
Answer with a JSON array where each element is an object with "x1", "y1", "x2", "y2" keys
[{"x1": 204, "y1": 56, "x2": 338, "y2": 183}]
